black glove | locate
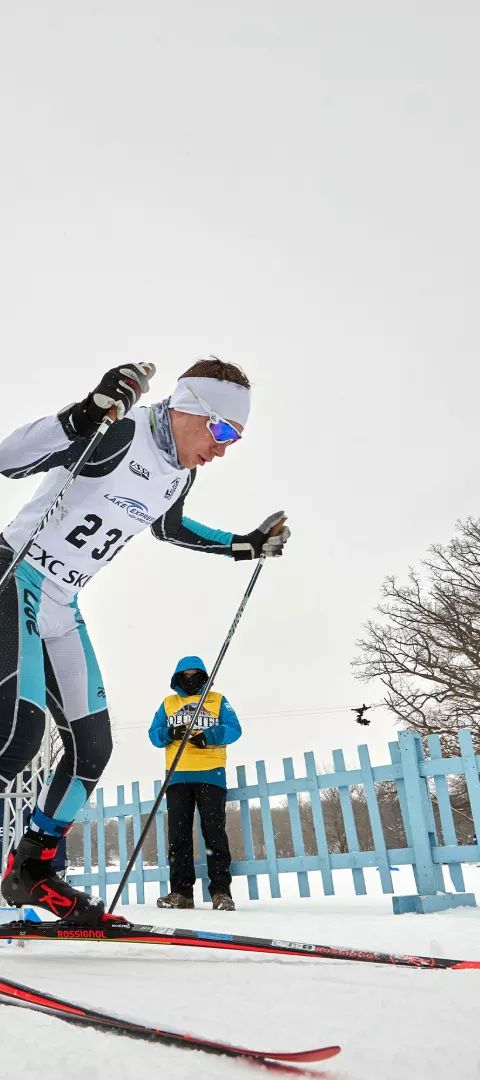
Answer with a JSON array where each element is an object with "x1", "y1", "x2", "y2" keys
[
  {"x1": 58, "y1": 363, "x2": 156, "y2": 439},
  {"x1": 231, "y1": 511, "x2": 291, "y2": 561},
  {"x1": 189, "y1": 731, "x2": 208, "y2": 749},
  {"x1": 168, "y1": 724, "x2": 188, "y2": 742}
]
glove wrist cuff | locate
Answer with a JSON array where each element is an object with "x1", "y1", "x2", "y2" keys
[
  {"x1": 231, "y1": 532, "x2": 260, "y2": 561},
  {"x1": 57, "y1": 399, "x2": 98, "y2": 440}
]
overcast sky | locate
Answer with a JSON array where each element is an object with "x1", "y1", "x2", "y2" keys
[{"x1": 1, "y1": 2, "x2": 480, "y2": 799}]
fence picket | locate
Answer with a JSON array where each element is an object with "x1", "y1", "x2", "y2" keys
[
  {"x1": 458, "y1": 730, "x2": 480, "y2": 847},
  {"x1": 154, "y1": 779, "x2": 169, "y2": 900},
  {"x1": 304, "y1": 751, "x2": 334, "y2": 895},
  {"x1": 95, "y1": 788, "x2": 107, "y2": 902},
  {"x1": 283, "y1": 757, "x2": 310, "y2": 897},
  {"x1": 332, "y1": 748, "x2": 366, "y2": 895},
  {"x1": 115, "y1": 786, "x2": 130, "y2": 905},
  {"x1": 237, "y1": 764, "x2": 259, "y2": 900},
  {"x1": 427, "y1": 735, "x2": 465, "y2": 893},
  {"x1": 131, "y1": 781, "x2": 145, "y2": 904},
  {"x1": 357, "y1": 744, "x2": 394, "y2": 894},
  {"x1": 256, "y1": 760, "x2": 281, "y2": 898}
]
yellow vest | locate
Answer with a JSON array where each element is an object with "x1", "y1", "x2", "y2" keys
[{"x1": 163, "y1": 691, "x2": 226, "y2": 772}]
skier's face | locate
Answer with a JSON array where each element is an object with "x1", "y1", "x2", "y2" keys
[{"x1": 170, "y1": 410, "x2": 244, "y2": 469}]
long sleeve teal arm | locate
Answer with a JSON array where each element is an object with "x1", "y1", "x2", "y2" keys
[
  {"x1": 202, "y1": 697, "x2": 242, "y2": 747},
  {"x1": 148, "y1": 702, "x2": 170, "y2": 748}
]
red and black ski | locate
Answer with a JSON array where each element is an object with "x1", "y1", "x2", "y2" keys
[
  {"x1": 0, "y1": 917, "x2": 478, "y2": 970},
  {"x1": 0, "y1": 974, "x2": 341, "y2": 1069}
]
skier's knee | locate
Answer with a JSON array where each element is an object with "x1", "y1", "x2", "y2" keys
[
  {"x1": 74, "y1": 711, "x2": 113, "y2": 781},
  {"x1": 0, "y1": 700, "x2": 44, "y2": 783}
]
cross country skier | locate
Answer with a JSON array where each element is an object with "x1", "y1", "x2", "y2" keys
[{"x1": 0, "y1": 356, "x2": 290, "y2": 925}]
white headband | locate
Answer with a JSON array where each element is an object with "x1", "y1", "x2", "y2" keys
[{"x1": 169, "y1": 376, "x2": 251, "y2": 427}]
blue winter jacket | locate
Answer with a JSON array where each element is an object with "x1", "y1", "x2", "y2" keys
[{"x1": 148, "y1": 655, "x2": 242, "y2": 788}]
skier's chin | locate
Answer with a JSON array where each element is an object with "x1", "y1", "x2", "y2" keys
[{"x1": 178, "y1": 450, "x2": 210, "y2": 468}]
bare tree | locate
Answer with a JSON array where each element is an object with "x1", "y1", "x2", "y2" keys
[{"x1": 353, "y1": 516, "x2": 480, "y2": 747}]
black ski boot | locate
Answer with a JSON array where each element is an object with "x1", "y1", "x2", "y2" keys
[{"x1": 1, "y1": 831, "x2": 104, "y2": 926}]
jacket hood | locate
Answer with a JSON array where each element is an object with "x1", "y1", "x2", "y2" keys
[{"x1": 170, "y1": 655, "x2": 208, "y2": 692}]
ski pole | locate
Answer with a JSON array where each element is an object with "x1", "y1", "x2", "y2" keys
[
  {"x1": 109, "y1": 555, "x2": 268, "y2": 913},
  {"x1": 0, "y1": 413, "x2": 116, "y2": 600}
]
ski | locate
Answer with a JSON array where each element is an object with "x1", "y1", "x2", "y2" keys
[
  {"x1": 0, "y1": 916, "x2": 478, "y2": 970},
  {"x1": 0, "y1": 974, "x2": 341, "y2": 1069}
]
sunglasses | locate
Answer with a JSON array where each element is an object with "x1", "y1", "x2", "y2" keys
[{"x1": 186, "y1": 384, "x2": 242, "y2": 444}]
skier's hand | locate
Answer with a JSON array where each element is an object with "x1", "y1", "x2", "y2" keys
[
  {"x1": 168, "y1": 724, "x2": 188, "y2": 742},
  {"x1": 231, "y1": 511, "x2": 291, "y2": 561},
  {"x1": 88, "y1": 363, "x2": 156, "y2": 424},
  {"x1": 58, "y1": 363, "x2": 156, "y2": 439},
  {"x1": 189, "y1": 731, "x2": 208, "y2": 749}
]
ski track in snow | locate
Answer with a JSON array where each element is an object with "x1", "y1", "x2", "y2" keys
[{"x1": 1, "y1": 866, "x2": 479, "y2": 1080}]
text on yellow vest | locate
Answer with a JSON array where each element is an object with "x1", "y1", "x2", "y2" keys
[{"x1": 163, "y1": 692, "x2": 226, "y2": 772}]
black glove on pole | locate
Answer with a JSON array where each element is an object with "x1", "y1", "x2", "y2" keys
[
  {"x1": 189, "y1": 731, "x2": 207, "y2": 749},
  {"x1": 168, "y1": 725, "x2": 188, "y2": 742},
  {"x1": 58, "y1": 363, "x2": 155, "y2": 438},
  {"x1": 108, "y1": 554, "x2": 268, "y2": 913},
  {"x1": 0, "y1": 415, "x2": 115, "y2": 601},
  {"x1": 0, "y1": 363, "x2": 156, "y2": 602},
  {"x1": 231, "y1": 511, "x2": 290, "y2": 560}
]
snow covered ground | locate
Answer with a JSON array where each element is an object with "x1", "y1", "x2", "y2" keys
[{"x1": 1, "y1": 865, "x2": 480, "y2": 1080}]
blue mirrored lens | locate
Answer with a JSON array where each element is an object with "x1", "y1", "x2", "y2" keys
[{"x1": 209, "y1": 420, "x2": 241, "y2": 443}]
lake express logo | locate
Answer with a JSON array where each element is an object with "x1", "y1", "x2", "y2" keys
[{"x1": 104, "y1": 495, "x2": 154, "y2": 524}]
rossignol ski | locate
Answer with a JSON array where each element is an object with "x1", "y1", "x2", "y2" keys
[
  {"x1": 0, "y1": 973, "x2": 341, "y2": 1069},
  {"x1": 0, "y1": 917, "x2": 478, "y2": 970}
]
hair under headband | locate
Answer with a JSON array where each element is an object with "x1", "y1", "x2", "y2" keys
[{"x1": 168, "y1": 376, "x2": 251, "y2": 428}]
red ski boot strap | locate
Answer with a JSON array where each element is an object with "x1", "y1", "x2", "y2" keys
[
  {"x1": 100, "y1": 913, "x2": 130, "y2": 925},
  {"x1": 40, "y1": 846, "x2": 58, "y2": 861},
  {"x1": 2, "y1": 852, "x2": 15, "y2": 880}
]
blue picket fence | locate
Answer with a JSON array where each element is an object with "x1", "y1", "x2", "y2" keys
[{"x1": 68, "y1": 728, "x2": 480, "y2": 914}]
